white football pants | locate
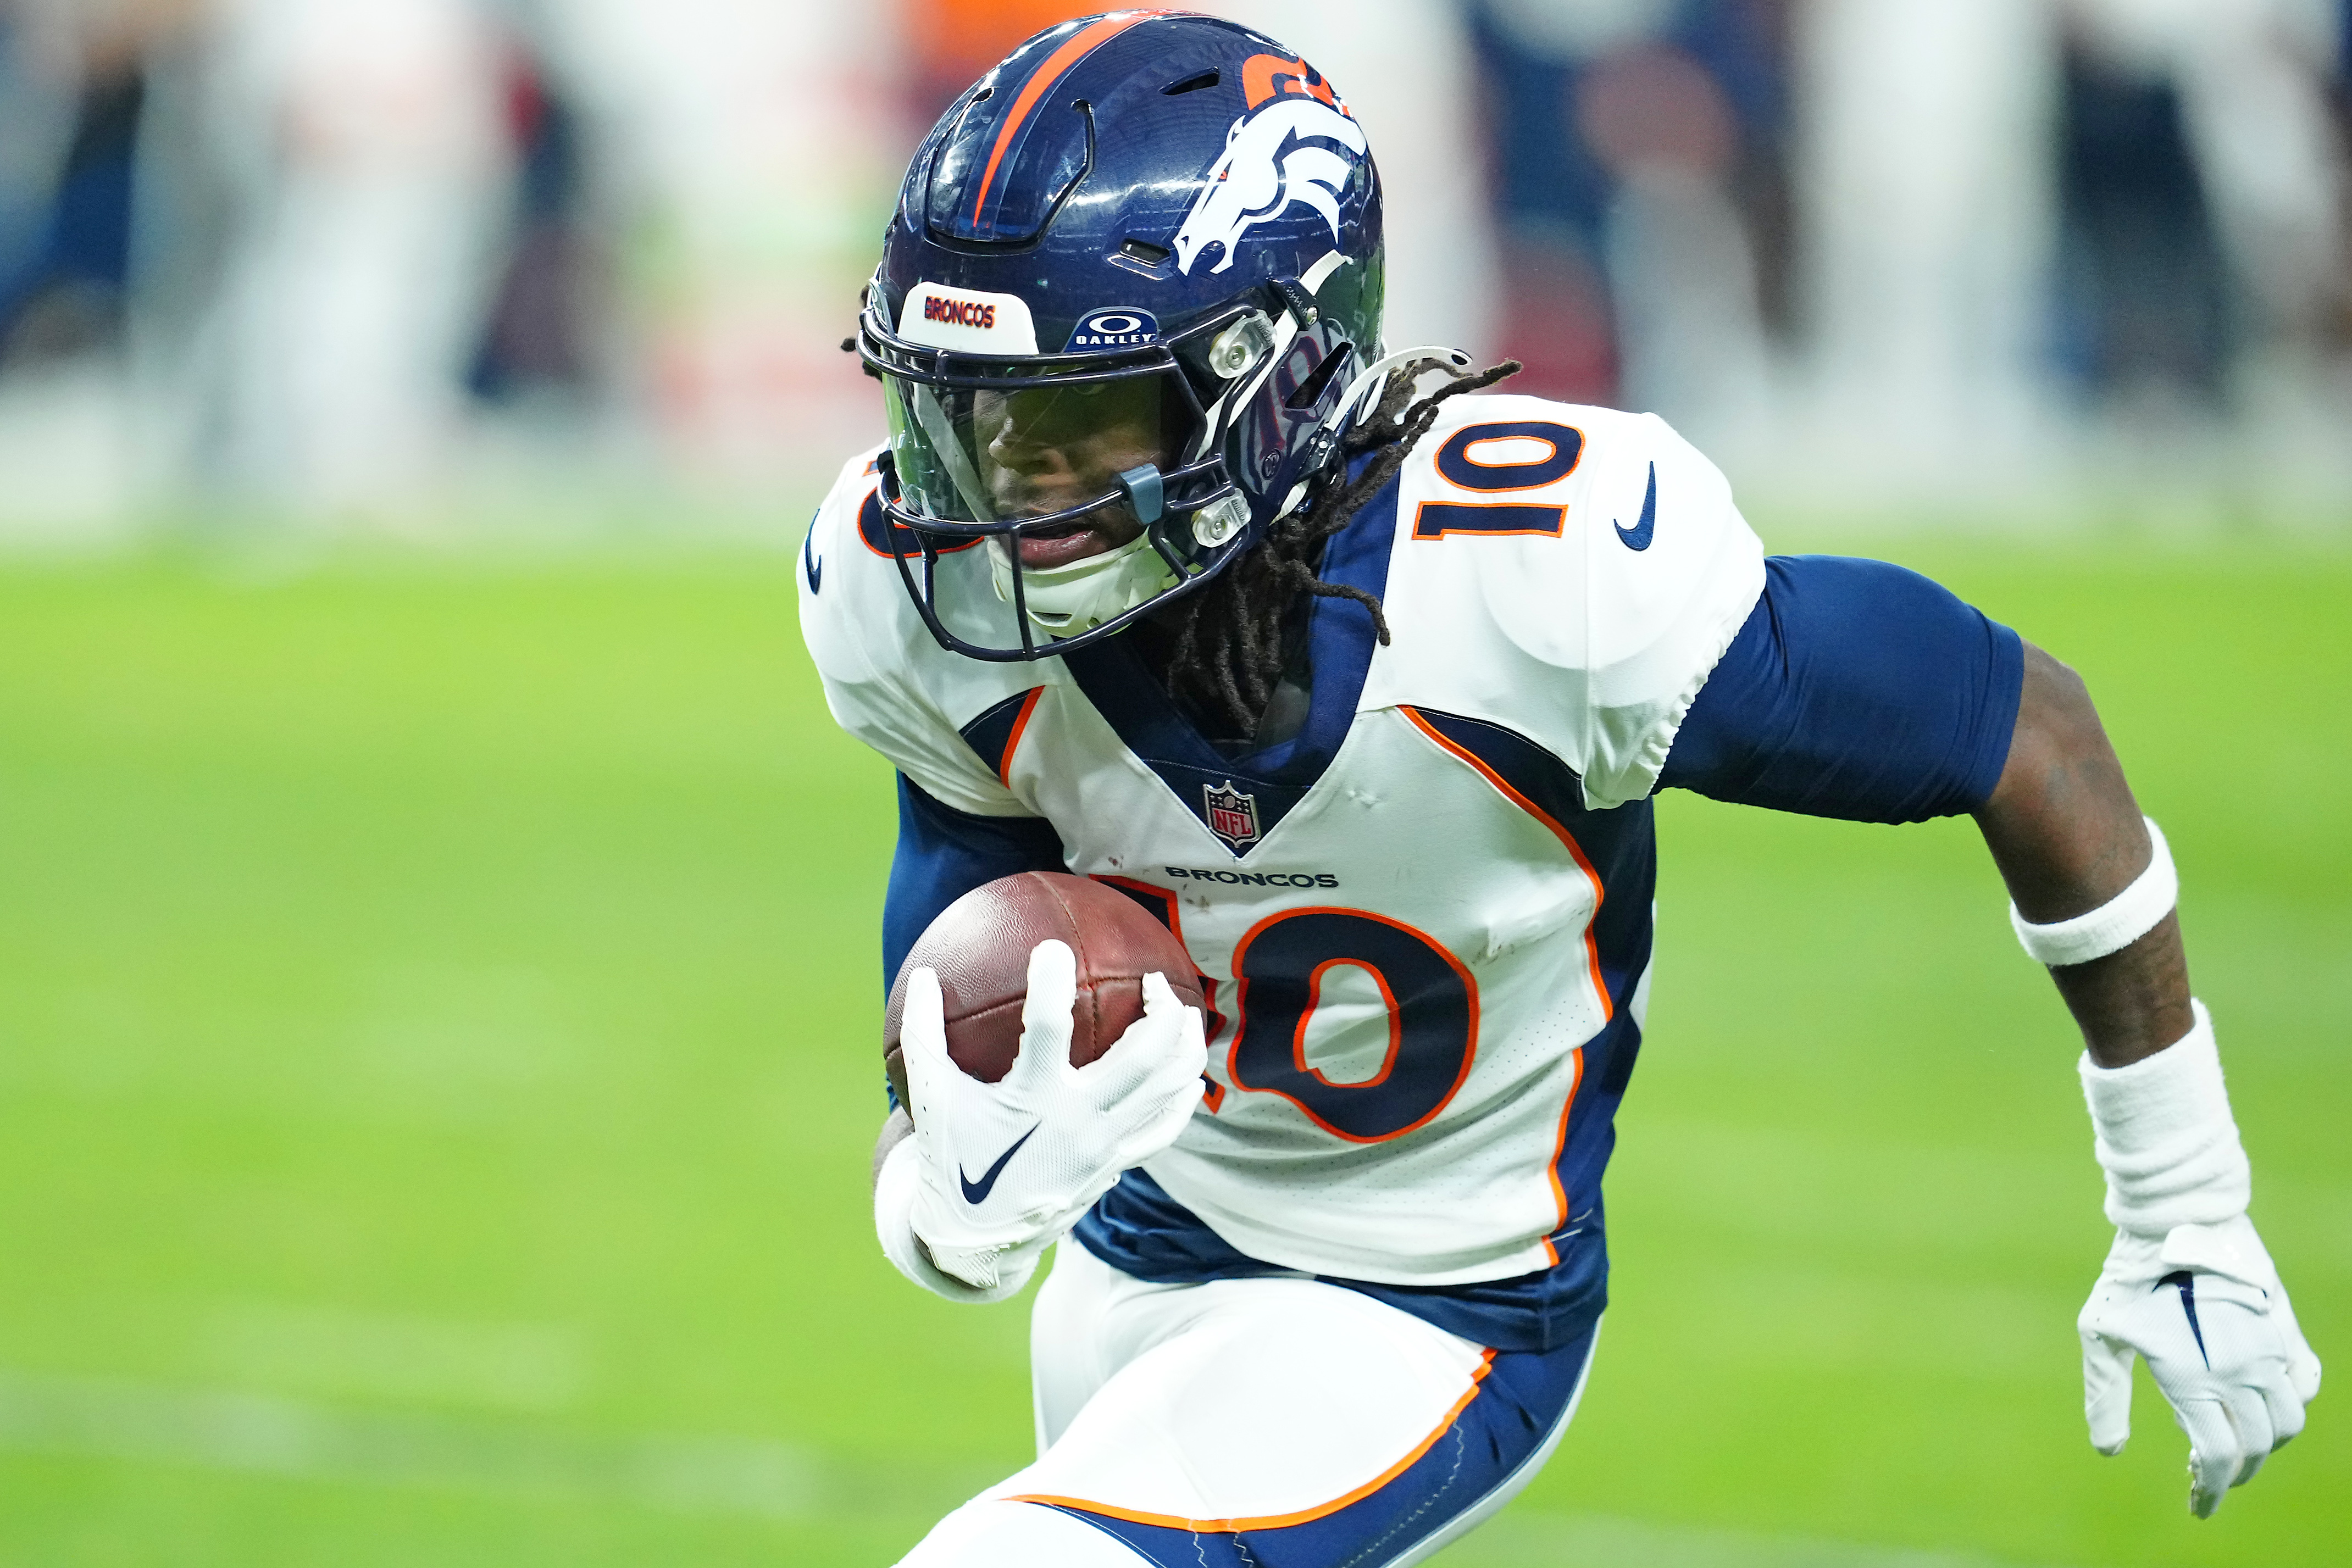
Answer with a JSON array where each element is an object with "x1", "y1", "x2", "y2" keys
[{"x1": 897, "y1": 1241, "x2": 1598, "y2": 1567}]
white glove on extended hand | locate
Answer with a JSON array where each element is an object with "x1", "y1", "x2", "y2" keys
[
  {"x1": 2079, "y1": 1215, "x2": 2322, "y2": 1517},
  {"x1": 900, "y1": 939, "x2": 1206, "y2": 1291},
  {"x1": 2074, "y1": 1001, "x2": 2321, "y2": 1517}
]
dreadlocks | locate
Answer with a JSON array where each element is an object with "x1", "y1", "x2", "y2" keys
[{"x1": 1159, "y1": 357, "x2": 1523, "y2": 735}]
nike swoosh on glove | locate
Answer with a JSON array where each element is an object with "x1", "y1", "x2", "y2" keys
[
  {"x1": 900, "y1": 938, "x2": 1207, "y2": 1291},
  {"x1": 2079, "y1": 1214, "x2": 2322, "y2": 1517}
]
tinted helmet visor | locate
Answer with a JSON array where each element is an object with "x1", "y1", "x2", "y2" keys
[{"x1": 881, "y1": 367, "x2": 1197, "y2": 532}]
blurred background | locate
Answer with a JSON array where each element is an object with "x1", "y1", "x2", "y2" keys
[
  {"x1": 1, "y1": 3, "x2": 2348, "y2": 1566},
  {"x1": 0, "y1": 0, "x2": 2347, "y2": 542}
]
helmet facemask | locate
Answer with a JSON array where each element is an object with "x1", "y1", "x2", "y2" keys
[{"x1": 862, "y1": 292, "x2": 1311, "y2": 661}]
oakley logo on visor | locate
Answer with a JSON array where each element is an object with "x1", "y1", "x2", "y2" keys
[
  {"x1": 1066, "y1": 308, "x2": 1161, "y2": 351},
  {"x1": 899, "y1": 283, "x2": 1040, "y2": 354}
]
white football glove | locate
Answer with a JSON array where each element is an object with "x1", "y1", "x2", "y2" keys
[
  {"x1": 2079, "y1": 1215, "x2": 2321, "y2": 1517},
  {"x1": 900, "y1": 938, "x2": 1207, "y2": 1291},
  {"x1": 2069, "y1": 1000, "x2": 2321, "y2": 1517}
]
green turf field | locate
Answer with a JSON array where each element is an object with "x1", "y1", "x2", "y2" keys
[{"x1": 0, "y1": 538, "x2": 2344, "y2": 1566}]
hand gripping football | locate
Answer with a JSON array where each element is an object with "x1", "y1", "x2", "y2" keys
[{"x1": 883, "y1": 872, "x2": 1205, "y2": 1113}]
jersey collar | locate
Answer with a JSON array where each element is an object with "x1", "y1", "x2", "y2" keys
[{"x1": 1062, "y1": 457, "x2": 1400, "y2": 853}]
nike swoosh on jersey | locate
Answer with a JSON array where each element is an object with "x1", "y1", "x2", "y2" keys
[
  {"x1": 959, "y1": 1124, "x2": 1039, "y2": 1205},
  {"x1": 1615, "y1": 463, "x2": 1657, "y2": 551},
  {"x1": 802, "y1": 516, "x2": 824, "y2": 593}
]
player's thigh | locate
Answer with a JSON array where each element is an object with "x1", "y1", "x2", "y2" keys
[
  {"x1": 916, "y1": 1253, "x2": 1598, "y2": 1566},
  {"x1": 1028, "y1": 1236, "x2": 1190, "y2": 1453}
]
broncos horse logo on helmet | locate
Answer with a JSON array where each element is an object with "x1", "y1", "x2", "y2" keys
[
  {"x1": 855, "y1": 11, "x2": 1386, "y2": 662},
  {"x1": 1175, "y1": 55, "x2": 1369, "y2": 276}
]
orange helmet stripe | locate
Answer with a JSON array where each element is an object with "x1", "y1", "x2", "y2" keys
[{"x1": 970, "y1": 11, "x2": 1170, "y2": 229}]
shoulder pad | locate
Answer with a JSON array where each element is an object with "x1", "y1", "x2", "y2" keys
[
  {"x1": 1363, "y1": 394, "x2": 1765, "y2": 808},
  {"x1": 797, "y1": 443, "x2": 1046, "y2": 818}
]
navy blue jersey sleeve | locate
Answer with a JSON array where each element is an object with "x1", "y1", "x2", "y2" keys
[
  {"x1": 1657, "y1": 555, "x2": 2024, "y2": 822},
  {"x1": 883, "y1": 774, "x2": 1067, "y2": 992}
]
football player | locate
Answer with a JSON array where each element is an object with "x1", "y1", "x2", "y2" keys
[{"x1": 799, "y1": 13, "x2": 2321, "y2": 1565}]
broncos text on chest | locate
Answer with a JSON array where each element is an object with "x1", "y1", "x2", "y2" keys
[{"x1": 1162, "y1": 866, "x2": 1340, "y2": 889}]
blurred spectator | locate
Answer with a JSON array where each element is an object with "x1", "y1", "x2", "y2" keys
[
  {"x1": 466, "y1": 44, "x2": 598, "y2": 407},
  {"x1": 2057, "y1": 0, "x2": 2349, "y2": 411},
  {"x1": 1469, "y1": 1, "x2": 1646, "y2": 405},
  {"x1": 186, "y1": 0, "x2": 512, "y2": 511},
  {"x1": 2338, "y1": 0, "x2": 2352, "y2": 348},
  {"x1": 1799, "y1": 0, "x2": 2059, "y2": 481},
  {"x1": 0, "y1": 0, "x2": 2343, "y2": 536},
  {"x1": 1469, "y1": 0, "x2": 1790, "y2": 442},
  {"x1": 2052, "y1": 31, "x2": 2233, "y2": 403},
  {"x1": 0, "y1": 9, "x2": 73, "y2": 303},
  {"x1": 537, "y1": 0, "x2": 893, "y2": 485},
  {"x1": 0, "y1": 2, "x2": 181, "y2": 369}
]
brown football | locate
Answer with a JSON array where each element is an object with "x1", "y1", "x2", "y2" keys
[{"x1": 884, "y1": 872, "x2": 1204, "y2": 1116}]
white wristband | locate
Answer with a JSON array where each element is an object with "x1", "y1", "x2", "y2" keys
[
  {"x1": 2012, "y1": 816, "x2": 2177, "y2": 966},
  {"x1": 2080, "y1": 1000, "x2": 2250, "y2": 1236},
  {"x1": 874, "y1": 1137, "x2": 1041, "y2": 1304}
]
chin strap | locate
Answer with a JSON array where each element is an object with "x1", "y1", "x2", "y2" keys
[{"x1": 989, "y1": 529, "x2": 1181, "y2": 635}]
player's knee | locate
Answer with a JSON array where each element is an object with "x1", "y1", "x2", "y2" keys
[{"x1": 898, "y1": 1497, "x2": 1141, "y2": 1566}]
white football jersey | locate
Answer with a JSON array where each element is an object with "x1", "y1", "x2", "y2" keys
[{"x1": 802, "y1": 393, "x2": 1766, "y2": 1286}]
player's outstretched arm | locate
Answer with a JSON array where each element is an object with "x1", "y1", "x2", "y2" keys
[
  {"x1": 1662, "y1": 560, "x2": 2318, "y2": 1516},
  {"x1": 1974, "y1": 644, "x2": 2187, "y2": 1065},
  {"x1": 1974, "y1": 643, "x2": 2321, "y2": 1517}
]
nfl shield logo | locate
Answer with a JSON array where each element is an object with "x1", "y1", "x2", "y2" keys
[{"x1": 1204, "y1": 780, "x2": 1260, "y2": 852}]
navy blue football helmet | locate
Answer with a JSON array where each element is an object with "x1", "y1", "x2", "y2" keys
[{"x1": 857, "y1": 10, "x2": 1385, "y2": 660}]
